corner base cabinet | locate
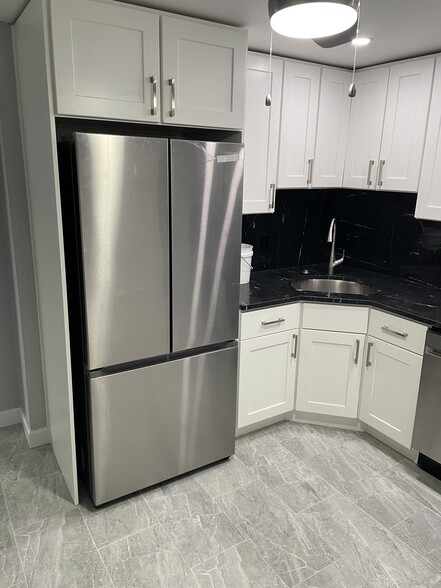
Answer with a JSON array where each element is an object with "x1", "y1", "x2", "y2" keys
[{"x1": 359, "y1": 336, "x2": 423, "y2": 448}]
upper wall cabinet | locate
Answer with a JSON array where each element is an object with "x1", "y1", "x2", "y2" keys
[
  {"x1": 50, "y1": 0, "x2": 247, "y2": 129},
  {"x1": 50, "y1": 0, "x2": 161, "y2": 122},
  {"x1": 416, "y1": 58, "x2": 441, "y2": 221},
  {"x1": 344, "y1": 58, "x2": 435, "y2": 192},
  {"x1": 278, "y1": 62, "x2": 351, "y2": 189},
  {"x1": 242, "y1": 53, "x2": 283, "y2": 214},
  {"x1": 161, "y1": 17, "x2": 246, "y2": 128}
]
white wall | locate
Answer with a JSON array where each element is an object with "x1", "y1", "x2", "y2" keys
[{"x1": 0, "y1": 21, "x2": 46, "y2": 431}]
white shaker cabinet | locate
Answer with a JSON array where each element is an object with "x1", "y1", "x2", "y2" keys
[
  {"x1": 344, "y1": 67, "x2": 389, "y2": 190},
  {"x1": 242, "y1": 53, "x2": 283, "y2": 214},
  {"x1": 359, "y1": 337, "x2": 423, "y2": 448},
  {"x1": 161, "y1": 16, "x2": 247, "y2": 128},
  {"x1": 278, "y1": 61, "x2": 320, "y2": 188},
  {"x1": 416, "y1": 58, "x2": 441, "y2": 221},
  {"x1": 313, "y1": 68, "x2": 352, "y2": 188},
  {"x1": 50, "y1": 0, "x2": 161, "y2": 122},
  {"x1": 238, "y1": 329, "x2": 298, "y2": 428},
  {"x1": 296, "y1": 330, "x2": 365, "y2": 418}
]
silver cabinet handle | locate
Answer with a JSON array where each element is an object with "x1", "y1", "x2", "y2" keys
[
  {"x1": 150, "y1": 75, "x2": 157, "y2": 116},
  {"x1": 367, "y1": 159, "x2": 375, "y2": 186},
  {"x1": 307, "y1": 158, "x2": 314, "y2": 186},
  {"x1": 261, "y1": 318, "x2": 285, "y2": 326},
  {"x1": 169, "y1": 78, "x2": 176, "y2": 117},
  {"x1": 366, "y1": 341, "x2": 374, "y2": 367},
  {"x1": 377, "y1": 159, "x2": 386, "y2": 186},
  {"x1": 269, "y1": 183, "x2": 276, "y2": 211},
  {"x1": 291, "y1": 333, "x2": 298, "y2": 358},
  {"x1": 381, "y1": 326, "x2": 408, "y2": 339},
  {"x1": 354, "y1": 339, "x2": 360, "y2": 365}
]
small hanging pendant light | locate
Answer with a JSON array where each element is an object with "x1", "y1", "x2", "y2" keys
[
  {"x1": 265, "y1": 30, "x2": 274, "y2": 106},
  {"x1": 348, "y1": 0, "x2": 361, "y2": 98}
]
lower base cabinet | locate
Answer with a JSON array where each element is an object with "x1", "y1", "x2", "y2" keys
[
  {"x1": 237, "y1": 329, "x2": 298, "y2": 428},
  {"x1": 359, "y1": 336, "x2": 423, "y2": 448},
  {"x1": 296, "y1": 329, "x2": 365, "y2": 418}
]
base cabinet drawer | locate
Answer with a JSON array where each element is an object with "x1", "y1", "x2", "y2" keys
[
  {"x1": 240, "y1": 304, "x2": 300, "y2": 340},
  {"x1": 368, "y1": 309, "x2": 427, "y2": 355},
  {"x1": 238, "y1": 329, "x2": 298, "y2": 428},
  {"x1": 296, "y1": 330, "x2": 365, "y2": 418},
  {"x1": 359, "y1": 336, "x2": 423, "y2": 448}
]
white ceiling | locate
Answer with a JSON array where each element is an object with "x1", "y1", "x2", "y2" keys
[{"x1": 2, "y1": 0, "x2": 441, "y2": 69}]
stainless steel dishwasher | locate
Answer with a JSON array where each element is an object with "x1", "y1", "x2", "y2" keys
[{"x1": 412, "y1": 330, "x2": 441, "y2": 472}]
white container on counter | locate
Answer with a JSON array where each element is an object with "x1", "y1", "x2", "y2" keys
[{"x1": 240, "y1": 243, "x2": 253, "y2": 284}]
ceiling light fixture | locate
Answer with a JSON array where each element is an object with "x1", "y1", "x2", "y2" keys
[
  {"x1": 268, "y1": 0, "x2": 358, "y2": 39},
  {"x1": 352, "y1": 36, "x2": 371, "y2": 46}
]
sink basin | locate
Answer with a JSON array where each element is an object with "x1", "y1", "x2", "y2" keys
[{"x1": 291, "y1": 277, "x2": 375, "y2": 296}]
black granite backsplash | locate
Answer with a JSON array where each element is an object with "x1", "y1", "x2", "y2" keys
[{"x1": 242, "y1": 189, "x2": 441, "y2": 287}]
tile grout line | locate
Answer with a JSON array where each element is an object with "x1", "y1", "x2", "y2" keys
[
  {"x1": 78, "y1": 506, "x2": 118, "y2": 588},
  {"x1": 0, "y1": 477, "x2": 29, "y2": 588},
  {"x1": 155, "y1": 520, "x2": 203, "y2": 584}
]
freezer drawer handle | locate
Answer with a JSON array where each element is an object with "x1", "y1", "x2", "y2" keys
[
  {"x1": 261, "y1": 318, "x2": 285, "y2": 326},
  {"x1": 366, "y1": 341, "x2": 374, "y2": 367},
  {"x1": 169, "y1": 78, "x2": 176, "y2": 117},
  {"x1": 381, "y1": 326, "x2": 408, "y2": 339},
  {"x1": 150, "y1": 75, "x2": 158, "y2": 116}
]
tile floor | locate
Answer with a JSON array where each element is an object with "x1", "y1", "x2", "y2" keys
[{"x1": 2, "y1": 422, "x2": 441, "y2": 587}]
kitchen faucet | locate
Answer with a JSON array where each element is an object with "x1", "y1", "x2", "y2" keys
[{"x1": 327, "y1": 218, "x2": 345, "y2": 276}]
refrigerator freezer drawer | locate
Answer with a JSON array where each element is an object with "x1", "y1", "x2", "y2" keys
[{"x1": 88, "y1": 346, "x2": 237, "y2": 505}]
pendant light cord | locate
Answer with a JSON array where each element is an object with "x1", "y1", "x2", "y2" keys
[
  {"x1": 351, "y1": 0, "x2": 361, "y2": 87},
  {"x1": 266, "y1": 30, "x2": 273, "y2": 106}
]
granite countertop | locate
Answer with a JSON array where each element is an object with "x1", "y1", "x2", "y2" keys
[{"x1": 239, "y1": 265, "x2": 441, "y2": 329}]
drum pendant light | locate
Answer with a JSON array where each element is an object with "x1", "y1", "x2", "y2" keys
[{"x1": 269, "y1": 0, "x2": 358, "y2": 39}]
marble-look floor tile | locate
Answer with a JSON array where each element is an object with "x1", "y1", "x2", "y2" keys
[
  {"x1": 300, "y1": 493, "x2": 441, "y2": 588},
  {"x1": 0, "y1": 425, "x2": 29, "y2": 460},
  {"x1": 296, "y1": 559, "x2": 374, "y2": 587},
  {"x1": 252, "y1": 459, "x2": 337, "y2": 513},
  {"x1": 100, "y1": 524, "x2": 198, "y2": 587},
  {"x1": 384, "y1": 459, "x2": 441, "y2": 516},
  {"x1": 193, "y1": 541, "x2": 285, "y2": 587},
  {"x1": 235, "y1": 431, "x2": 298, "y2": 469},
  {"x1": 391, "y1": 508, "x2": 441, "y2": 571},
  {"x1": 15, "y1": 508, "x2": 111, "y2": 587},
  {"x1": 217, "y1": 481, "x2": 338, "y2": 587},
  {"x1": 194, "y1": 456, "x2": 256, "y2": 499},
  {"x1": 0, "y1": 445, "x2": 58, "y2": 483},
  {"x1": 144, "y1": 475, "x2": 244, "y2": 568},
  {"x1": 0, "y1": 494, "x2": 25, "y2": 587},
  {"x1": 341, "y1": 434, "x2": 403, "y2": 473},
  {"x1": 0, "y1": 425, "x2": 25, "y2": 444},
  {"x1": 80, "y1": 489, "x2": 157, "y2": 548}
]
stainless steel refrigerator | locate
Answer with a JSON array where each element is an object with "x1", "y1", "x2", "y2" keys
[{"x1": 73, "y1": 132, "x2": 243, "y2": 505}]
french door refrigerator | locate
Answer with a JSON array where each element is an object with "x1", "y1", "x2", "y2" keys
[{"x1": 73, "y1": 132, "x2": 243, "y2": 505}]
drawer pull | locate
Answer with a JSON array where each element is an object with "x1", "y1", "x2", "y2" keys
[
  {"x1": 291, "y1": 333, "x2": 298, "y2": 358},
  {"x1": 366, "y1": 341, "x2": 374, "y2": 367},
  {"x1": 381, "y1": 326, "x2": 408, "y2": 339},
  {"x1": 261, "y1": 318, "x2": 285, "y2": 326},
  {"x1": 354, "y1": 339, "x2": 360, "y2": 365}
]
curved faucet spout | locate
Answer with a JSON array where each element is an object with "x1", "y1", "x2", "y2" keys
[{"x1": 327, "y1": 218, "x2": 344, "y2": 276}]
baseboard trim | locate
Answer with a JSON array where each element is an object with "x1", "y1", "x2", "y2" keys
[
  {"x1": 21, "y1": 411, "x2": 50, "y2": 448},
  {"x1": 0, "y1": 408, "x2": 22, "y2": 428}
]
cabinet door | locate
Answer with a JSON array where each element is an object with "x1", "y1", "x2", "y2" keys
[
  {"x1": 416, "y1": 58, "x2": 441, "y2": 221},
  {"x1": 238, "y1": 329, "x2": 298, "y2": 428},
  {"x1": 313, "y1": 68, "x2": 352, "y2": 188},
  {"x1": 243, "y1": 54, "x2": 283, "y2": 214},
  {"x1": 296, "y1": 330, "x2": 365, "y2": 418},
  {"x1": 343, "y1": 67, "x2": 389, "y2": 189},
  {"x1": 379, "y1": 58, "x2": 434, "y2": 192},
  {"x1": 278, "y1": 61, "x2": 320, "y2": 188},
  {"x1": 50, "y1": 0, "x2": 160, "y2": 122},
  {"x1": 360, "y1": 337, "x2": 423, "y2": 448},
  {"x1": 161, "y1": 17, "x2": 247, "y2": 129}
]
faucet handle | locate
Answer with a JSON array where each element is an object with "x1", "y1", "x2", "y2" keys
[{"x1": 334, "y1": 248, "x2": 345, "y2": 268}]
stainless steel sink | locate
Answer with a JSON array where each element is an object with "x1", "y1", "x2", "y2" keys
[{"x1": 291, "y1": 277, "x2": 375, "y2": 296}]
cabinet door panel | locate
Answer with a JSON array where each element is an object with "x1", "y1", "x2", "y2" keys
[
  {"x1": 161, "y1": 17, "x2": 246, "y2": 128},
  {"x1": 416, "y1": 57, "x2": 441, "y2": 220},
  {"x1": 243, "y1": 54, "x2": 283, "y2": 214},
  {"x1": 296, "y1": 330, "x2": 365, "y2": 418},
  {"x1": 278, "y1": 61, "x2": 320, "y2": 188},
  {"x1": 343, "y1": 68, "x2": 389, "y2": 189},
  {"x1": 50, "y1": 0, "x2": 160, "y2": 121},
  {"x1": 360, "y1": 337, "x2": 423, "y2": 448},
  {"x1": 380, "y1": 59, "x2": 434, "y2": 192},
  {"x1": 314, "y1": 68, "x2": 351, "y2": 188},
  {"x1": 238, "y1": 330, "x2": 297, "y2": 428}
]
